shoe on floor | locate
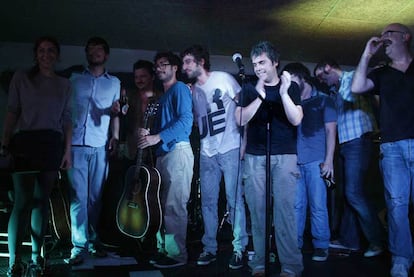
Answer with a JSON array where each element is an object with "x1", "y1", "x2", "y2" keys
[
  {"x1": 153, "y1": 255, "x2": 186, "y2": 268},
  {"x1": 149, "y1": 251, "x2": 167, "y2": 265},
  {"x1": 27, "y1": 261, "x2": 42, "y2": 277},
  {"x1": 312, "y1": 248, "x2": 328, "y2": 262},
  {"x1": 7, "y1": 261, "x2": 25, "y2": 277},
  {"x1": 27, "y1": 257, "x2": 49, "y2": 277},
  {"x1": 89, "y1": 245, "x2": 107, "y2": 257},
  {"x1": 329, "y1": 240, "x2": 359, "y2": 251},
  {"x1": 280, "y1": 269, "x2": 299, "y2": 277},
  {"x1": 251, "y1": 265, "x2": 265, "y2": 276},
  {"x1": 363, "y1": 245, "x2": 384, "y2": 257},
  {"x1": 64, "y1": 254, "x2": 84, "y2": 265},
  {"x1": 197, "y1": 252, "x2": 217, "y2": 266},
  {"x1": 229, "y1": 251, "x2": 244, "y2": 269}
]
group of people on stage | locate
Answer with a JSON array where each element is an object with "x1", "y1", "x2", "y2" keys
[{"x1": 0, "y1": 22, "x2": 413, "y2": 277}]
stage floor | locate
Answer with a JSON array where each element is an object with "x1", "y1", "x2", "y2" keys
[{"x1": 0, "y1": 216, "x2": 402, "y2": 277}]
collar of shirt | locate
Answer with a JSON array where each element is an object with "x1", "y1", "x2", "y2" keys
[{"x1": 83, "y1": 67, "x2": 111, "y2": 79}]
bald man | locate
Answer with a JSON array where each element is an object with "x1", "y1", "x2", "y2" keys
[{"x1": 352, "y1": 23, "x2": 414, "y2": 277}]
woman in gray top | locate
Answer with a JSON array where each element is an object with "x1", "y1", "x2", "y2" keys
[{"x1": 0, "y1": 36, "x2": 72, "y2": 277}]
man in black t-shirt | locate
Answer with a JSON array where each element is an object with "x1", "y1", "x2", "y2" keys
[
  {"x1": 235, "y1": 41, "x2": 303, "y2": 277},
  {"x1": 352, "y1": 23, "x2": 414, "y2": 277}
]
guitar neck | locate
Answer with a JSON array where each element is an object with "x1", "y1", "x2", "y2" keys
[
  {"x1": 134, "y1": 148, "x2": 143, "y2": 178},
  {"x1": 134, "y1": 102, "x2": 154, "y2": 178}
]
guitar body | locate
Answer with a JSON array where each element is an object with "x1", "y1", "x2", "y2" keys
[
  {"x1": 116, "y1": 164, "x2": 162, "y2": 239},
  {"x1": 48, "y1": 172, "x2": 71, "y2": 243}
]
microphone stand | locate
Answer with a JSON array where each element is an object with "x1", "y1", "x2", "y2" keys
[
  {"x1": 265, "y1": 106, "x2": 272, "y2": 276},
  {"x1": 238, "y1": 64, "x2": 272, "y2": 276}
]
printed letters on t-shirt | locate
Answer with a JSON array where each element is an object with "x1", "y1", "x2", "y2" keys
[{"x1": 199, "y1": 88, "x2": 225, "y2": 139}]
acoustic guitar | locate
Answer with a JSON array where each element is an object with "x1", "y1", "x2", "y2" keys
[{"x1": 116, "y1": 103, "x2": 162, "y2": 239}]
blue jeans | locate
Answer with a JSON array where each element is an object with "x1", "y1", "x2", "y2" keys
[
  {"x1": 339, "y1": 137, "x2": 385, "y2": 248},
  {"x1": 380, "y1": 139, "x2": 414, "y2": 268},
  {"x1": 200, "y1": 148, "x2": 248, "y2": 254},
  {"x1": 156, "y1": 142, "x2": 194, "y2": 263},
  {"x1": 244, "y1": 154, "x2": 303, "y2": 275},
  {"x1": 68, "y1": 146, "x2": 108, "y2": 256},
  {"x1": 296, "y1": 160, "x2": 330, "y2": 249}
]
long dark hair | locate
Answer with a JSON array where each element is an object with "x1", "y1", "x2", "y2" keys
[{"x1": 28, "y1": 36, "x2": 60, "y2": 80}]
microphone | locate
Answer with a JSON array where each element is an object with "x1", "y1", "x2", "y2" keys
[{"x1": 232, "y1": 53, "x2": 245, "y2": 72}]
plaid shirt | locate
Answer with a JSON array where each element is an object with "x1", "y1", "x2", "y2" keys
[{"x1": 335, "y1": 71, "x2": 377, "y2": 144}]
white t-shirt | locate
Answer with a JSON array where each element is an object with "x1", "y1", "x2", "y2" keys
[{"x1": 192, "y1": 71, "x2": 241, "y2": 157}]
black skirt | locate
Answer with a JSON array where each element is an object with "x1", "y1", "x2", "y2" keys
[{"x1": 9, "y1": 130, "x2": 64, "y2": 172}]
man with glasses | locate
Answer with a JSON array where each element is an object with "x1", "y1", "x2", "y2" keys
[
  {"x1": 352, "y1": 23, "x2": 414, "y2": 277},
  {"x1": 137, "y1": 51, "x2": 194, "y2": 268},
  {"x1": 314, "y1": 59, "x2": 386, "y2": 257},
  {"x1": 180, "y1": 45, "x2": 248, "y2": 270}
]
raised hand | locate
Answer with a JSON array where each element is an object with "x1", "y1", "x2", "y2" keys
[
  {"x1": 363, "y1": 36, "x2": 383, "y2": 58},
  {"x1": 279, "y1": 71, "x2": 292, "y2": 96},
  {"x1": 255, "y1": 77, "x2": 266, "y2": 100}
]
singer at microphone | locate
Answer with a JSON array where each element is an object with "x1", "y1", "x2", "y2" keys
[
  {"x1": 234, "y1": 41, "x2": 304, "y2": 276},
  {"x1": 232, "y1": 53, "x2": 245, "y2": 73}
]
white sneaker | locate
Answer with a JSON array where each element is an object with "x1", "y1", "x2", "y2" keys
[
  {"x1": 363, "y1": 245, "x2": 384, "y2": 257},
  {"x1": 329, "y1": 240, "x2": 359, "y2": 251}
]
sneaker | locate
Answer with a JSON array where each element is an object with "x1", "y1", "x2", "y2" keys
[
  {"x1": 229, "y1": 251, "x2": 244, "y2": 269},
  {"x1": 153, "y1": 255, "x2": 185, "y2": 268},
  {"x1": 329, "y1": 240, "x2": 359, "y2": 251},
  {"x1": 64, "y1": 254, "x2": 84, "y2": 265},
  {"x1": 251, "y1": 265, "x2": 265, "y2": 277},
  {"x1": 27, "y1": 257, "x2": 50, "y2": 277},
  {"x1": 312, "y1": 248, "x2": 328, "y2": 262},
  {"x1": 149, "y1": 251, "x2": 167, "y2": 265},
  {"x1": 197, "y1": 252, "x2": 217, "y2": 266},
  {"x1": 7, "y1": 262, "x2": 25, "y2": 277},
  {"x1": 89, "y1": 245, "x2": 107, "y2": 257},
  {"x1": 391, "y1": 263, "x2": 408, "y2": 277},
  {"x1": 27, "y1": 261, "x2": 42, "y2": 277},
  {"x1": 363, "y1": 245, "x2": 384, "y2": 257},
  {"x1": 280, "y1": 269, "x2": 298, "y2": 277}
]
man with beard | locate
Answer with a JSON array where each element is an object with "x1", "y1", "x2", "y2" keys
[
  {"x1": 65, "y1": 37, "x2": 120, "y2": 265},
  {"x1": 123, "y1": 60, "x2": 159, "y2": 165},
  {"x1": 181, "y1": 45, "x2": 248, "y2": 269},
  {"x1": 283, "y1": 62, "x2": 337, "y2": 262},
  {"x1": 235, "y1": 41, "x2": 303, "y2": 277},
  {"x1": 137, "y1": 51, "x2": 193, "y2": 268},
  {"x1": 352, "y1": 23, "x2": 414, "y2": 277}
]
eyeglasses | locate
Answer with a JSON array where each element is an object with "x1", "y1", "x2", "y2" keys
[
  {"x1": 381, "y1": 30, "x2": 406, "y2": 37},
  {"x1": 154, "y1": 63, "x2": 171, "y2": 70}
]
